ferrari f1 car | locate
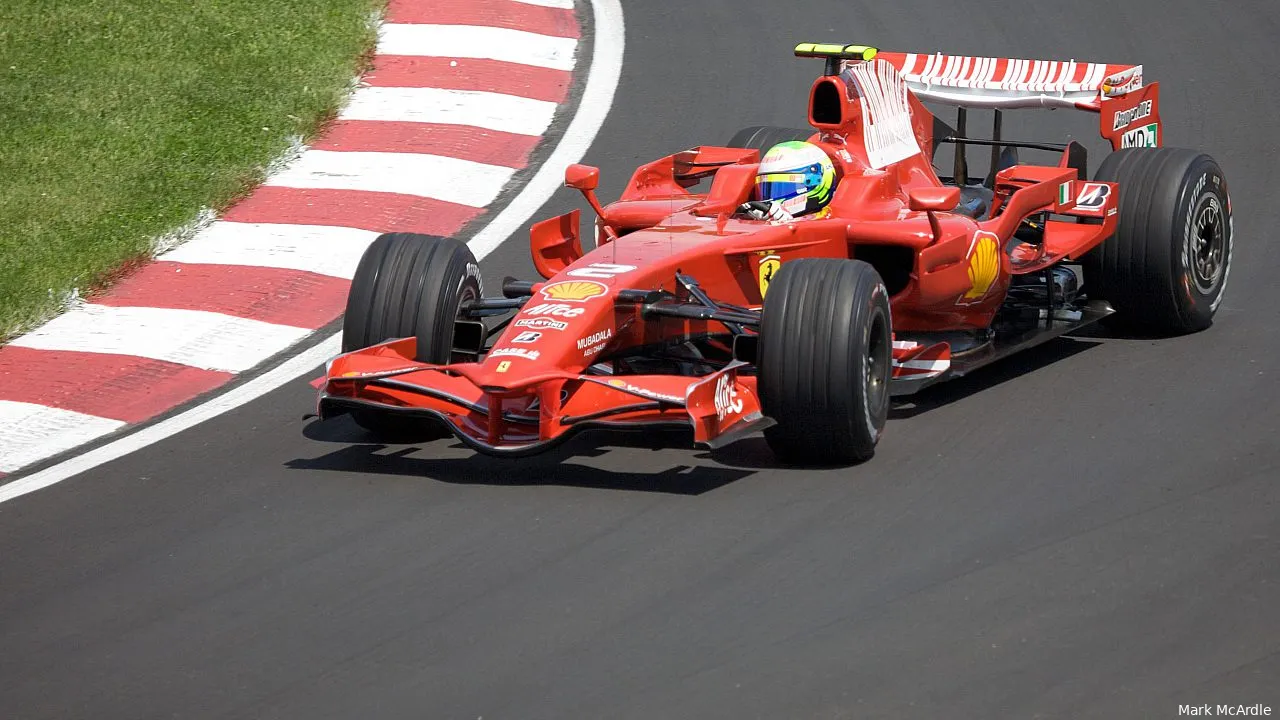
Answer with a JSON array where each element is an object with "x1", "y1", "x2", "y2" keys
[{"x1": 315, "y1": 43, "x2": 1233, "y2": 463}]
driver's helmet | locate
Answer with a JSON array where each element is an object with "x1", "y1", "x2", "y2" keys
[{"x1": 752, "y1": 141, "x2": 837, "y2": 217}]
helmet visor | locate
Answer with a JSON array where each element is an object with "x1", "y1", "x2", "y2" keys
[{"x1": 753, "y1": 172, "x2": 810, "y2": 202}]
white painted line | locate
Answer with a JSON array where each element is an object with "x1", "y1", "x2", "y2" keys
[
  {"x1": 0, "y1": 401, "x2": 126, "y2": 474},
  {"x1": 265, "y1": 150, "x2": 514, "y2": 207},
  {"x1": 161, "y1": 222, "x2": 380, "y2": 280},
  {"x1": 0, "y1": 0, "x2": 625, "y2": 503},
  {"x1": 10, "y1": 305, "x2": 312, "y2": 374},
  {"x1": 510, "y1": 0, "x2": 574, "y2": 8},
  {"x1": 341, "y1": 86, "x2": 557, "y2": 137},
  {"x1": 378, "y1": 23, "x2": 577, "y2": 71}
]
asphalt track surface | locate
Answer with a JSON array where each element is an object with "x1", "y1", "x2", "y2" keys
[{"x1": 3, "y1": 1, "x2": 1279, "y2": 717}]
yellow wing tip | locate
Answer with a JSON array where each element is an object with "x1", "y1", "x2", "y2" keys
[{"x1": 794, "y1": 43, "x2": 879, "y2": 61}]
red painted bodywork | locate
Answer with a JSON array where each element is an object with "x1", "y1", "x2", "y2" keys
[{"x1": 320, "y1": 51, "x2": 1130, "y2": 455}]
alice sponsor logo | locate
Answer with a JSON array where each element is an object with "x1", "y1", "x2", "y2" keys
[
  {"x1": 713, "y1": 374, "x2": 743, "y2": 422},
  {"x1": 1112, "y1": 99, "x2": 1153, "y2": 130},
  {"x1": 491, "y1": 347, "x2": 539, "y2": 361},
  {"x1": 524, "y1": 303, "x2": 584, "y2": 318},
  {"x1": 576, "y1": 328, "x2": 612, "y2": 350}
]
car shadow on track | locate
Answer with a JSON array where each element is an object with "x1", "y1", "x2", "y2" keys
[
  {"x1": 701, "y1": 336, "x2": 1103, "y2": 471},
  {"x1": 889, "y1": 335, "x2": 1102, "y2": 420},
  {"x1": 288, "y1": 420, "x2": 752, "y2": 495}
]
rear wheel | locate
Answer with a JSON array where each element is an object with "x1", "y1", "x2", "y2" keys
[
  {"x1": 1083, "y1": 148, "x2": 1232, "y2": 334},
  {"x1": 726, "y1": 126, "x2": 816, "y2": 155},
  {"x1": 758, "y1": 259, "x2": 892, "y2": 464},
  {"x1": 342, "y1": 232, "x2": 482, "y2": 439}
]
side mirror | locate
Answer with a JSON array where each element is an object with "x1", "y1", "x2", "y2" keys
[
  {"x1": 908, "y1": 186, "x2": 961, "y2": 213},
  {"x1": 563, "y1": 163, "x2": 615, "y2": 241},
  {"x1": 565, "y1": 163, "x2": 600, "y2": 191}
]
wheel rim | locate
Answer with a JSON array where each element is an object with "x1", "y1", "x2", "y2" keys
[
  {"x1": 865, "y1": 309, "x2": 890, "y2": 419},
  {"x1": 1189, "y1": 194, "x2": 1227, "y2": 295},
  {"x1": 446, "y1": 282, "x2": 480, "y2": 363}
]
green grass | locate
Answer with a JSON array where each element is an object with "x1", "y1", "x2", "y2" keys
[{"x1": 0, "y1": 0, "x2": 383, "y2": 338}]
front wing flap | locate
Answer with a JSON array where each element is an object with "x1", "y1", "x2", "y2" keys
[{"x1": 319, "y1": 349, "x2": 771, "y2": 455}]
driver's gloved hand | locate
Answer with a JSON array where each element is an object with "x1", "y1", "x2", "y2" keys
[{"x1": 739, "y1": 200, "x2": 794, "y2": 223}]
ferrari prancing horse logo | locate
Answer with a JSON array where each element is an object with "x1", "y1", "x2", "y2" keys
[{"x1": 758, "y1": 254, "x2": 781, "y2": 297}]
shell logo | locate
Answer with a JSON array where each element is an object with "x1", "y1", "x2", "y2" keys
[
  {"x1": 540, "y1": 280, "x2": 607, "y2": 303},
  {"x1": 962, "y1": 232, "x2": 1001, "y2": 301}
]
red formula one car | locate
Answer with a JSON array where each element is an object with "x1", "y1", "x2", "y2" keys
[{"x1": 316, "y1": 43, "x2": 1232, "y2": 463}]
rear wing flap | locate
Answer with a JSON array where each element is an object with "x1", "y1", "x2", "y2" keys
[
  {"x1": 876, "y1": 50, "x2": 1162, "y2": 151},
  {"x1": 792, "y1": 45, "x2": 1163, "y2": 152}
]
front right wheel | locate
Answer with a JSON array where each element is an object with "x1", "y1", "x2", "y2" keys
[
  {"x1": 757, "y1": 258, "x2": 892, "y2": 465},
  {"x1": 341, "y1": 232, "x2": 481, "y2": 440}
]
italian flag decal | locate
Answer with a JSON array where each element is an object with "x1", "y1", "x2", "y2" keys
[{"x1": 1059, "y1": 181, "x2": 1072, "y2": 205}]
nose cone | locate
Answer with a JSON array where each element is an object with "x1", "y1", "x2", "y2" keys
[{"x1": 479, "y1": 277, "x2": 618, "y2": 382}]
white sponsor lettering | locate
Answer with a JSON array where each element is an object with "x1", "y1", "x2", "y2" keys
[
  {"x1": 490, "y1": 347, "x2": 540, "y2": 361},
  {"x1": 844, "y1": 59, "x2": 920, "y2": 169},
  {"x1": 576, "y1": 328, "x2": 612, "y2": 350},
  {"x1": 515, "y1": 317, "x2": 568, "y2": 331},
  {"x1": 524, "y1": 303, "x2": 584, "y2": 318},
  {"x1": 1121, "y1": 122, "x2": 1159, "y2": 148},
  {"x1": 1112, "y1": 99, "x2": 1153, "y2": 130},
  {"x1": 713, "y1": 374, "x2": 744, "y2": 422},
  {"x1": 512, "y1": 331, "x2": 541, "y2": 344},
  {"x1": 567, "y1": 263, "x2": 636, "y2": 279}
]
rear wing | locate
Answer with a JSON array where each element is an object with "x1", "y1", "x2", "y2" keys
[{"x1": 794, "y1": 44, "x2": 1161, "y2": 151}]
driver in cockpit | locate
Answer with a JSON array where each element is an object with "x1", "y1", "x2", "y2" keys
[{"x1": 738, "y1": 140, "x2": 837, "y2": 223}]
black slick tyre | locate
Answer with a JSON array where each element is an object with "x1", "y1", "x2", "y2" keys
[
  {"x1": 726, "y1": 126, "x2": 816, "y2": 155},
  {"x1": 1083, "y1": 148, "x2": 1232, "y2": 334},
  {"x1": 341, "y1": 232, "x2": 482, "y2": 440},
  {"x1": 757, "y1": 258, "x2": 892, "y2": 464}
]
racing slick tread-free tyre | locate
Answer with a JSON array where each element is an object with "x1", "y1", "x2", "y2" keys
[
  {"x1": 726, "y1": 126, "x2": 816, "y2": 155},
  {"x1": 1083, "y1": 148, "x2": 1232, "y2": 334},
  {"x1": 342, "y1": 232, "x2": 482, "y2": 439},
  {"x1": 758, "y1": 259, "x2": 892, "y2": 465}
]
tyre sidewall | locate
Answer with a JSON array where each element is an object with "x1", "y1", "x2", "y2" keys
[{"x1": 1175, "y1": 158, "x2": 1232, "y2": 326}]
